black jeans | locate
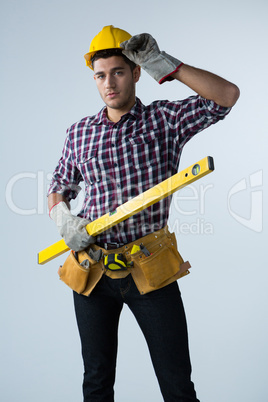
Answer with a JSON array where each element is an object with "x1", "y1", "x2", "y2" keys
[{"x1": 73, "y1": 274, "x2": 199, "y2": 402}]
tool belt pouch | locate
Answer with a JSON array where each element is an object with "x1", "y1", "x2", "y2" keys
[
  {"x1": 58, "y1": 250, "x2": 104, "y2": 295},
  {"x1": 132, "y1": 232, "x2": 189, "y2": 289},
  {"x1": 58, "y1": 251, "x2": 91, "y2": 294}
]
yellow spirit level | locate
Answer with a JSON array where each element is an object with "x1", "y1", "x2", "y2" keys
[{"x1": 38, "y1": 156, "x2": 214, "y2": 265}]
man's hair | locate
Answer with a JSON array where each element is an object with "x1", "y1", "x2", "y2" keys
[{"x1": 91, "y1": 48, "x2": 137, "y2": 72}]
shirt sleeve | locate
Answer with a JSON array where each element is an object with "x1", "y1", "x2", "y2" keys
[
  {"x1": 161, "y1": 95, "x2": 231, "y2": 148},
  {"x1": 47, "y1": 133, "x2": 83, "y2": 201}
]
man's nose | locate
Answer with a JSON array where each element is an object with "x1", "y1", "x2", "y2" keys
[{"x1": 105, "y1": 74, "x2": 116, "y2": 88}]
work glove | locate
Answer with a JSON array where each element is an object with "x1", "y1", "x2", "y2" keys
[
  {"x1": 120, "y1": 33, "x2": 183, "y2": 84},
  {"x1": 50, "y1": 201, "x2": 95, "y2": 251}
]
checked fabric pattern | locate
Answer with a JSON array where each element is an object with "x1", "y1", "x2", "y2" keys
[{"x1": 48, "y1": 96, "x2": 230, "y2": 244}]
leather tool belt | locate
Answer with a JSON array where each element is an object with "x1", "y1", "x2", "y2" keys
[{"x1": 58, "y1": 226, "x2": 191, "y2": 296}]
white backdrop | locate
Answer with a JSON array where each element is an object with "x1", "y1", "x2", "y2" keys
[{"x1": 1, "y1": 1, "x2": 267, "y2": 401}]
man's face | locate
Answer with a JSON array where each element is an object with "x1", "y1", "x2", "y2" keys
[{"x1": 93, "y1": 56, "x2": 140, "y2": 114}]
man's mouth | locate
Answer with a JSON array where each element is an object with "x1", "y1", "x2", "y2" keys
[{"x1": 106, "y1": 92, "x2": 119, "y2": 98}]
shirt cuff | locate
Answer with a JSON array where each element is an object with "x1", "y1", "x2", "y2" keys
[
  {"x1": 205, "y1": 98, "x2": 232, "y2": 117},
  {"x1": 47, "y1": 181, "x2": 81, "y2": 202}
]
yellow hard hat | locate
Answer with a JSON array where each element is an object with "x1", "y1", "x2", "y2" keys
[{"x1": 84, "y1": 25, "x2": 132, "y2": 70}]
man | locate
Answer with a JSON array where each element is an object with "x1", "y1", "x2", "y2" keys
[{"x1": 48, "y1": 25, "x2": 239, "y2": 402}]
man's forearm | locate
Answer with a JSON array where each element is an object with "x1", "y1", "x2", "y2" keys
[
  {"x1": 173, "y1": 64, "x2": 240, "y2": 107},
  {"x1": 48, "y1": 193, "x2": 70, "y2": 212}
]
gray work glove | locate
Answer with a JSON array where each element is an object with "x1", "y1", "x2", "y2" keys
[
  {"x1": 50, "y1": 201, "x2": 95, "y2": 251},
  {"x1": 120, "y1": 33, "x2": 183, "y2": 84}
]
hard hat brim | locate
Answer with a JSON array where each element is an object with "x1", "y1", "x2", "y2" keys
[{"x1": 84, "y1": 46, "x2": 127, "y2": 70}]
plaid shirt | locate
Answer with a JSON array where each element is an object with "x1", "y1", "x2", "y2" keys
[{"x1": 48, "y1": 96, "x2": 230, "y2": 244}]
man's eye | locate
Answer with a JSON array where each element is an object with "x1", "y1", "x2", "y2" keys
[
  {"x1": 97, "y1": 75, "x2": 104, "y2": 79},
  {"x1": 115, "y1": 71, "x2": 123, "y2": 76}
]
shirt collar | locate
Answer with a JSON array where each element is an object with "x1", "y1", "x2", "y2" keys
[
  {"x1": 91, "y1": 97, "x2": 145, "y2": 126},
  {"x1": 91, "y1": 107, "x2": 108, "y2": 125},
  {"x1": 127, "y1": 97, "x2": 145, "y2": 119}
]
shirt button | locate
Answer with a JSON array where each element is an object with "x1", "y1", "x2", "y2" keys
[
  {"x1": 111, "y1": 143, "x2": 115, "y2": 147},
  {"x1": 114, "y1": 163, "x2": 118, "y2": 167}
]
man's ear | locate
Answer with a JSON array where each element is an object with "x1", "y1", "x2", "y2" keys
[{"x1": 133, "y1": 65, "x2": 141, "y2": 83}]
